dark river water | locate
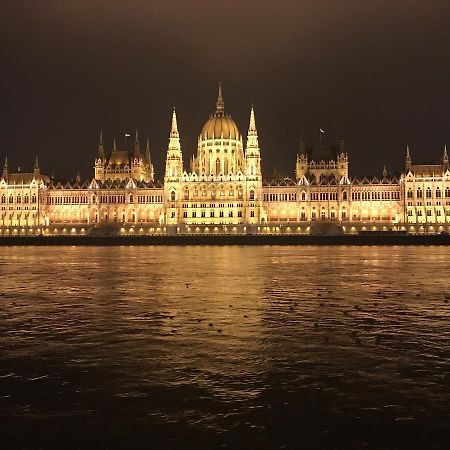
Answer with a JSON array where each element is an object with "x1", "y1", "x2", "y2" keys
[{"x1": 1, "y1": 246, "x2": 450, "y2": 449}]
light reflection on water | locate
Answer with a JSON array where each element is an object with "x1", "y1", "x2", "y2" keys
[{"x1": 1, "y1": 245, "x2": 450, "y2": 449}]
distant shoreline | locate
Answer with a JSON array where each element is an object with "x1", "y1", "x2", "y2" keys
[{"x1": 1, "y1": 234, "x2": 450, "y2": 246}]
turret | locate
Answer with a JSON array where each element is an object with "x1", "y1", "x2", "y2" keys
[
  {"x1": 145, "y1": 137, "x2": 154, "y2": 182},
  {"x1": 2, "y1": 155, "x2": 8, "y2": 180},
  {"x1": 97, "y1": 130, "x2": 105, "y2": 160},
  {"x1": 164, "y1": 108, "x2": 183, "y2": 179},
  {"x1": 443, "y1": 145, "x2": 448, "y2": 171},
  {"x1": 405, "y1": 145, "x2": 411, "y2": 171},
  {"x1": 245, "y1": 107, "x2": 261, "y2": 177},
  {"x1": 133, "y1": 129, "x2": 141, "y2": 159},
  {"x1": 33, "y1": 155, "x2": 41, "y2": 179}
]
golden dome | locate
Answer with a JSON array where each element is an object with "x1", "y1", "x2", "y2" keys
[
  {"x1": 201, "y1": 114, "x2": 240, "y2": 140},
  {"x1": 200, "y1": 83, "x2": 240, "y2": 140}
]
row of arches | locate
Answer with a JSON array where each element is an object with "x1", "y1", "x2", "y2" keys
[
  {"x1": 1, "y1": 193, "x2": 37, "y2": 204},
  {"x1": 407, "y1": 187, "x2": 450, "y2": 199}
]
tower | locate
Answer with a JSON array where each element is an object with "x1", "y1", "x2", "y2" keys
[
  {"x1": 405, "y1": 145, "x2": 411, "y2": 171},
  {"x1": 2, "y1": 155, "x2": 8, "y2": 180},
  {"x1": 244, "y1": 106, "x2": 264, "y2": 225},
  {"x1": 296, "y1": 123, "x2": 307, "y2": 180},
  {"x1": 94, "y1": 130, "x2": 105, "y2": 181},
  {"x1": 164, "y1": 109, "x2": 183, "y2": 180},
  {"x1": 443, "y1": 145, "x2": 448, "y2": 171},
  {"x1": 33, "y1": 155, "x2": 41, "y2": 180},
  {"x1": 145, "y1": 137, "x2": 155, "y2": 182},
  {"x1": 245, "y1": 107, "x2": 262, "y2": 178},
  {"x1": 164, "y1": 109, "x2": 183, "y2": 226},
  {"x1": 131, "y1": 128, "x2": 143, "y2": 180}
]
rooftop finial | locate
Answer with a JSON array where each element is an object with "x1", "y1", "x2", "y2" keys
[
  {"x1": 444, "y1": 144, "x2": 448, "y2": 159},
  {"x1": 171, "y1": 108, "x2": 179, "y2": 136},
  {"x1": 216, "y1": 81, "x2": 224, "y2": 112},
  {"x1": 406, "y1": 145, "x2": 411, "y2": 159},
  {"x1": 383, "y1": 165, "x2": 387, "y2": 178},
  {"x1": 34, "y1": 155, "x2": 39, "y2": 170},
  {"x1": 113, "y1": 137, "x2": 117, "y2": 152},
  {"x1": 249, "y1": 106, "x2": 256, "y2": 132}
]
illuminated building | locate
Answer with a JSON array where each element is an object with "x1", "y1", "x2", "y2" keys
[{"x1": 1, "y1": 85, "x2": 450, "y2": 236}]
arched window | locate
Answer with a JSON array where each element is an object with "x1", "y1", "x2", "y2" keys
[
  {"x1": 129, "y1": 194, "x2": 134, "y2": 203},
  {"x1": 24, "y1": 194, "x2": 29, "y2": 203},
  {"x1": 9, "y1": 195, "x2": 13, "y2": 203},
  {"x1": 31, "y1": 194, "x2": 37, "y2": 203},
  {"x1": 170, "y1": 191, "x2": 176, "y2": 202},
  {"x1": 92, "y1": 194, "x2": 97, "y2": 203},
  {"x1": 224, "y1": 160, "x2": 228, "y2": 175},
  {"x1": 16, "y1": 194, "x2": 21, "y2": 204},
  {"x1": 436, "y1": 188, "x2": 441, "y2": 198},
  {"x1": 445, "y1": 187, "x2": 450, "y2": 198},
  {"x1": 416, "y1": 188, "x2": 422, "y2": 198},
  {"x1": 426, "y1": 187, "x2": 432, "y2": 198},
  {"x1": 1, "y1": 194, "x2": 5, "y2": 204},
  {"x1": 184, "y1": 188, "x2": 189, "y2": 200},
  {"x1": 216, "y1": 158, "x2": 220, "y2": 175},
  {"x1": 249, "y1": 190, "x2": 255, "y2": 201},
  {"x1": 342, "y1": 191, "x2": 348, "y2": 201},
  {"x1": 301, "y1": 191, "x2": 306, "y2": 201},
  {"x1": 407, "y1": 189, "x2": 413, "y2": 199}
]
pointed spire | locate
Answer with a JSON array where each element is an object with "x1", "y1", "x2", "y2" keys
[
  {"x1": 170, "y1": 108, "x2": 179, "y2": 137},
  {"x1": 2, "y1": 155, "x2": 8, "y2": 179},
  {"x1": 246, "y1": 106, "x2": 259, "y2": 152},
  {"x1": 249, "y1": 106, "x2": 256, "y2": 132},
  {"x1": 34, "y1": 155, "x2": 39, "y2": 170},
  {"x1": 113, "y1": 137, "x2": 117, "y2": 152},
  {"x1": 216, "y1": 81, "x2": 224, "y2": 112},
  {"x1": 444, "y1": 144, "x2": 448, "y2": 159},
  {"x1": 145, "y1": 137, "x2": 152, "y2": 165},
  {"x1": 405, "y1": 145, "x2": 411, "y2": 171},
  {"x1": 76, "y1": 171, "x2": 81, "y2": 183},
  {"x1": 133, "y1": 128, "x2": 140, "y2": 158},
  {"x1": 97, "y1": 129, "x2": 105, "y2": 159},
  {"x1": 383, "y1": 165, "x2": 387, "y2": 178}
]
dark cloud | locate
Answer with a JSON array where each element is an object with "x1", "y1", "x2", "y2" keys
[{"x1": 1, "y1": 0, "x2": 450, "y2": 179}]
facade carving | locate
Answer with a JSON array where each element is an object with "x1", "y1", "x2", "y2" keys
[{"x1": 1, "y1": 87, "x2": 450, "y2": 236}]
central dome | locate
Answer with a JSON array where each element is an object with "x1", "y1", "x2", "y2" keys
[{"x1": 200, "y1": 84, "x2": 240, "y2": 140}]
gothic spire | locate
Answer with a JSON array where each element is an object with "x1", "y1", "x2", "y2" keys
[
  {"x1": 145, "y1": 137, "x2": 152, "y2": 165},
  {"x1": 170, "y1": 108, "x2": 179, "y2": 137},
  {"x1": 405, "y1": 145, "x2": 411, "y2": 170},
  {"x1": 97, "y1": 129, "x2": 105, "y2": 159},
  {"x1": 113, "y1": 137, "x2": 117, "y2": 152},
  {"x1": 216, "y1": 81, "x2": 224, "y2": 112},
  {"x1": 246, "y1": 106, "x2": 260, "y2": 152},
  {"x1": 134, "y1": 128, "x2": 140, "y2": 158},
  {"x1": 444, "y1": 144, "x2": 448, "y2": 159},
  {"x1": 2, "y1": 155, "x2": 8, "y2": 179}
]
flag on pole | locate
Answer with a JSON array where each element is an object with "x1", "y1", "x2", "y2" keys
[
  {"x1": 125, "y1": 133, "x2": 131, "y2": 137},
  {"x1": 320, "y1": 128, "x2": 325, "y2": 134}
]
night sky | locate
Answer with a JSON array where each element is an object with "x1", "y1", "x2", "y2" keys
[{"x1": 2, "y1": 0, "x2": 450, "y2": 180}]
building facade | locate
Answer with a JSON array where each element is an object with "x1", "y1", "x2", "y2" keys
[{"x1": 1, "y1": 87, "x2": 450, "y2": 236}]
